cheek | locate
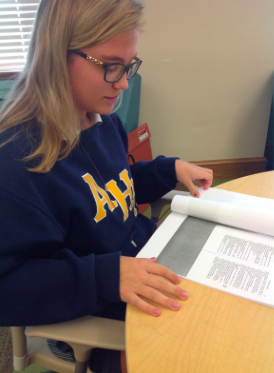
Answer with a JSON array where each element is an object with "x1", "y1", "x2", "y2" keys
[
  {"x1": 68, "y1": 61, "x2": 81, "y2": 96},
  {"x1": 67, "y1": 59, "x2": 109, "y2": 104},
  {"x1": 69, "y1": 71, "x2": 91, "y2": 102},
  {"x1": 69, "y1": 69, "x2": 100, "y2": 96},
  {"x1": 69, "y1": 77, "x2": 85, "y2": 105}
]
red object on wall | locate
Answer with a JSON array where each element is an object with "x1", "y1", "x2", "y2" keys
[{"x1": 127, "y1": 123, "x2": 153, "y2": 214}]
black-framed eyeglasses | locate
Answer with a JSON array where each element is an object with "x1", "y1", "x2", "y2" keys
[{"x1": 70, "y1": 50, "x2": 142, "y2": 83}]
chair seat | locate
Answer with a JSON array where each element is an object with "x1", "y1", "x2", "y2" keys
[{"x1": 26, "y1": 316, "x2": 125, "y2": 351}]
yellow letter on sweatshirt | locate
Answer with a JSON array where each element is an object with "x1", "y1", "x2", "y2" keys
[
  {"x1": 82, "y1": 174, "x2": 118, "y2": 223},
  {"x1": 106, "y1": 170, "x2": 137, "y2": 221}
]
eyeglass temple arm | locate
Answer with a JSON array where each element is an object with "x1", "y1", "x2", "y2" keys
[{"x1": 70, "y1": 50, "x2": 87, "y2": 58}]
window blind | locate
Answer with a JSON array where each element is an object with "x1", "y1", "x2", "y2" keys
[{"x1": 0, "y1": 0, "x2": 40, "y2": 72}]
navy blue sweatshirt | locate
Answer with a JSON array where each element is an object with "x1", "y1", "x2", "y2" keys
[{"x1": 0, "y1": 114, "x2": 177, "y2": 326}]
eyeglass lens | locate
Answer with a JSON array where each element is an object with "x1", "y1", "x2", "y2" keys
[{"x1": 105, "y1": 62, "x2": 140, "y2": 83}]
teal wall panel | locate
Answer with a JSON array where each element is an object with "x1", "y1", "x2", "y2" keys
[{"x1": 0, "y1": 80, "x2": 16, "y2": 100}]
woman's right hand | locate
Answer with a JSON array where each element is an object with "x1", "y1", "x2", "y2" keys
[{"x1": 119, "y1": 256, "x2": 188, "y2": 316}]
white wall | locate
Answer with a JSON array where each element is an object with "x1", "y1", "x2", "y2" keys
[{"x1": 138, "y1": 0, "x2": 274, "y2": 161}]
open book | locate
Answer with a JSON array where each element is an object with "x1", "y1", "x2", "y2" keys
[{"x1": 138, "y1": 188, "x2": 274, "y2": 307}]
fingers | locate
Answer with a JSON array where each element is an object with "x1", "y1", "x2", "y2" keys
[
  {"x1": 130, "y1": 293, "x2": 162, "y2": 317},
  {"x1": 189, "y1": 180, "x2": 211, "y2": 197},
  {"x1": 175, "y1": 160, "x2": 213, "y2": 196},
  {"x1": 189, "y1": 168, "x2": 213, "y2": 196},
  {"x1": 147, "y1": 257, "x2": 157, "y2": 263},
  {"x1": 182, "y1": 178, "x2": 200, "y2": 198},
  {"x1": 147, "y1": 262, "x2": 181, "y2": 285},
  {"x1": 196, "y1": 176, "x2": 212, "y2": 191},
  {"x1": 141, "y1": 286, "x2": 181, "y2": 313},
  {"x1": 120, "y1": 257, "x2": 188, "y2": 317},
  {"x1": 189, "y1": 185, "x2": 200, "y2": 198},
  {"x1": 197, "y1": 176, "x2": 212, "y2": 190},
  {"x1": 203, "y1": 178, "x2": 213, "y2": 189},
  {"x1": 147, "y1": 273, "x2": 188, "y2": 302},
  {"x1": 128, "y1": 277, "x2": 187, "y2": 317}
]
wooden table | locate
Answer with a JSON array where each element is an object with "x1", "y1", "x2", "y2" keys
[{"x1": 126, "y1": 171, "x2": 274, "y2": 373}]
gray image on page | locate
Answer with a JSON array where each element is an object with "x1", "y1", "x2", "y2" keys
[{"x1": 157, "y1": 217, "x2": 217, "y2": 277}]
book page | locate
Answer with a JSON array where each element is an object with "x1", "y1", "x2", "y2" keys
[
  {"x1": 171, "y1": 189, "x2": 274, "y2": 236},
  {"x1": 186, "y1": 225, "x2": 274, "y2": 306},
  {"x1": 198, "y1": 187, "x2": 274, "y2": 209},
  {"x1": 137, "y1": 188, "x2": 274, "y2": 306},
  {"x1": 136, "y1": 212, "x2": 187, "y2": 259}
]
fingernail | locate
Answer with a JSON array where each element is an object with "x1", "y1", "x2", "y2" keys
[
  {"x1": 176, "y1": 276, "x2": 181, "y2": 284},
  {"x1": 172, "y1": 301, "x2": 180, "y2": 310},
  {"x1": 153, "y1": 309, "x2": 161, "y2": 316},
  {"x1": 150, "y1": 257, "x2": 156, "y2": 259},
  {"x1": 182, "y1": 291, "x2": 188, "y2": 300}
]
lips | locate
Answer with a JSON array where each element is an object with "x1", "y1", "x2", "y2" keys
[{"x1": 104, "y1": 96, "x2": 118, "y2": 103}]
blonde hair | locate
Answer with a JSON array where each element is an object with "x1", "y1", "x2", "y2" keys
[{"x1": 0, "y1": 0, "x2": 144, "y2": 173}]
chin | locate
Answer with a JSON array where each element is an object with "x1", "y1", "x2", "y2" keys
[{"x1": 98, "y1": 105, "x2": 115, "y2": 115}]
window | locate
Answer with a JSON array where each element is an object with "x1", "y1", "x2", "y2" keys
[{"x1": 0, "y1": 0, "x2": 40, "y2": 74}]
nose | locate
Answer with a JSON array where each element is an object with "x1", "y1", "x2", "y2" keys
[{"x1": 112, "y1": 71, "x2": 129, "y2": 91}]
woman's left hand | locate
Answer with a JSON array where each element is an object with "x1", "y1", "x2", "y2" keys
[{"x1": 175, "y1": 160, "x2": 213, "y2": 198}]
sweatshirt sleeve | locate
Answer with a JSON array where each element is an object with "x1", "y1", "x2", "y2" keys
[
  {"x1": 130, "y1": 156, "x2": 178, "y2": 204},
  {"x1": 0, "y1": 187, "x2": 121, "y2": 327}
]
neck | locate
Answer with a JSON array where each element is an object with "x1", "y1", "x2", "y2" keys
[{"x1": 80, "y1": 112, "x2": 96, "y2": 131}]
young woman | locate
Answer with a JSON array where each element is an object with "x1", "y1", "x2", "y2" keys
[{"x1": 0, "y1": 0, "x2": 213, "y2": 372}]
